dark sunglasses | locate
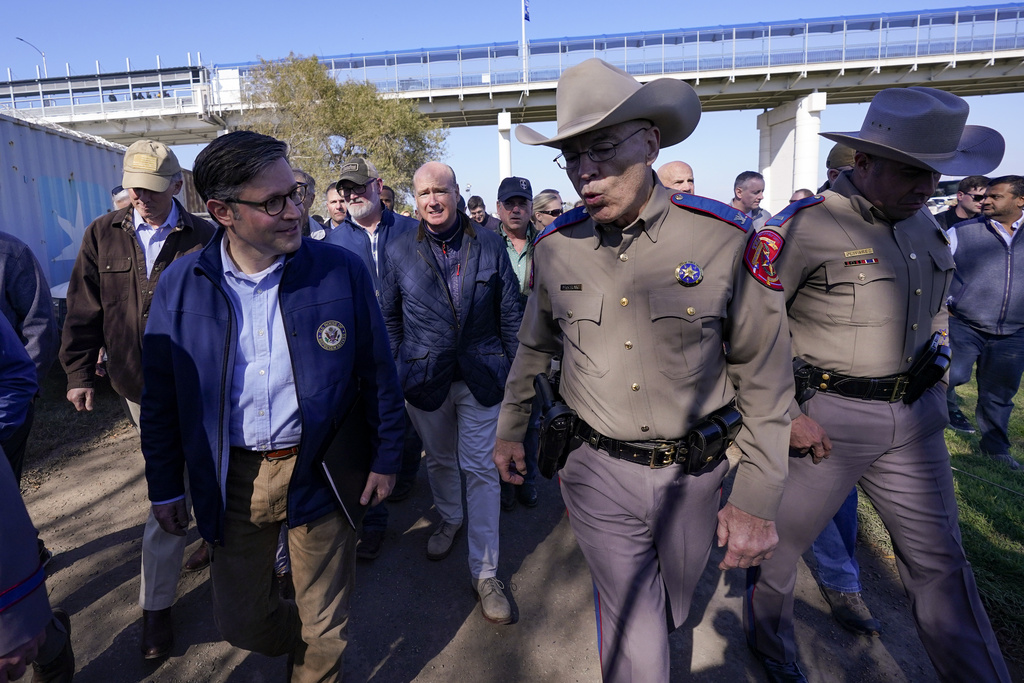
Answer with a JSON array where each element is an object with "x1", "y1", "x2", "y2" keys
[{"x1": 538, "y1": 209, "x2": 563, "y2": 217}]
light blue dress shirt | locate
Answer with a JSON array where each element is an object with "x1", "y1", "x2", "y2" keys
[
  {"x1": 133, "y1": 202, "x2": 179, "y2": 278},
  {"x1": 220, "y1": 238, "x2": 302, "y2": 450}
]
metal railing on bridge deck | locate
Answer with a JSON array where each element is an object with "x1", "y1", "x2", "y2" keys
[
  {"x1": 0, "y1": 67, "x2": 206, "y2": 117},
  {"x1": 220, "y1": 3, "x2": 1023, "y2": 95},
  {"x1": 3, "y1": 3, "x2": 1023, "y2": 116}
]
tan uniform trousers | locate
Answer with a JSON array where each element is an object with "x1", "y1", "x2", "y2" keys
[
  {"x1": 744, "y1": 385, "x2": 1010, "y2": 682},
  {"x1": 560, "y1": 441, "x2": 729, "y2": 683},
  {"x1": 211, "y1": 449, "x2": 356, "y2": 683}
]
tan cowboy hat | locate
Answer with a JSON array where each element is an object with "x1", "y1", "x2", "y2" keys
[
  {"x1": 821, "y1": 87, "x2": 1003, "y2": 175},
  {"x1": 515, "y1": 59, "x2": 701, "y2": 149}
]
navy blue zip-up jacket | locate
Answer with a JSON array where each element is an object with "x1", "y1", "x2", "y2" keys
[
  {"x1": 948, "y1": 216, "x2": 1024, "y2": 335},
  {"x1": 380, "y1": 213, "x2": 524, "y2": 412},
  {"x1": 324, "y1": 206, "x2": 419, "y2": 298},
  {"x1": 140, "y1": 230, "x2": 405, "y2": 544}
]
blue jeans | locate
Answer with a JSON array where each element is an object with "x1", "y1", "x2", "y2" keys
[
  {"x1": 810, "y1": 487, "x2": 860, "y2": 593},
  {"x1": 947, "y1": 315, "x2": 1024, "y2": 455},
  {"x1": 363, "y1": 410, "x2": 423, "y2": 532}
]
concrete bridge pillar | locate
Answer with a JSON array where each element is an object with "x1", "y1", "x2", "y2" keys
[
  {"x1": 756, "y1": 92, "x2": 827, "y2": 215},
  {"x1": 498, "y1": 112, "x2": 512, "y2": 181}
]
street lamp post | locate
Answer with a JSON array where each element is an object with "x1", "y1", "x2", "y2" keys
[{"x1": 15, "y1": 37, "x2": 48, "y2": 79}]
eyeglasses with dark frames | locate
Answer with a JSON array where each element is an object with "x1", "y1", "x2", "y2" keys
[
  {"x1": 339, "y1": 182, "x2": 372, "y2": 197},
  {"x1": 227, "y1": 183, "x2": 307, "y2": 216},
  {"x1": 554, "y1": 127, "x2": 650, "y2": 170}
]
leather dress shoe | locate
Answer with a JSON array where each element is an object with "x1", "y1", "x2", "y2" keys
[
  {"x1": 750, "y1": 647, "x2": 808, "y2": 683},
  {"x1": 517, "y1": 481, "x2": 539, "y2": 508},
  {"x1": 819, "y1": 586, "x2": 881, "y2": 636},
  {"x1": 141, "y1": 607, "x2": 173, "y2": 660},
  {"x1": 32, "y1": 609, "x2": 74, "y2": 683},
  {"x1": 184, "y1": 541, "x2": 211, "y2": 572}
]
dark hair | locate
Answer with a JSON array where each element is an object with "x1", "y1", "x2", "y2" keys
[
  {"x1": 734, "y1": 171, "x2": 764, "y2": 189},
  {"x1": 193, "y1": 131, "x2": 289, "y2": 204},
  {"x1": 988, "y1": 175, "x2": 1024, "y2": 197},
  {"x1": 467, "y1": 195, "x2": 485, "y2": 211},
  {"x1": 958, "y1": 175, "x2": 990, "y2": 193},
  {"x1": 381, "y1": 185, "x2": 395, "y2": 196},
  {"x1": 292, "y1": 168, "x2": 315, "y2": 194}
]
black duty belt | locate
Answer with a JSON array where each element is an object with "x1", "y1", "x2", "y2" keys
[
  {"x1": 806, "y1": 366, "x2": 911, "y2": 403},
  {"x1": 231, "y1": 446, "x2": 300, "y2": 461},
  {"x1": 574, "y1": 420, "x2": 680, "y2": 468}
]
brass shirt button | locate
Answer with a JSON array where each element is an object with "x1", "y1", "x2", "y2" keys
[
  {"x1": 915, "y1": 289, "x2": 922, "y2": 295},
  {"x1": 631, "y1": 383, "x2": 640, "y2": 391},
  {"x1": 686, "y1": 306, "x2": 696, "y2": 316},
  {"x1": 912, "y1": 323, "x2": 919, "y2": 330},
  {"x1": 624, "y1": 341, "x2": 633, "y2": 349},
  {"x1": 907, "y1": 357, "x2": 914, "y2": 363},
  {"x1": 821, "y1": 373, "x2": 830, "y2": 380},
  {"x1": 619, "y1": 254, "x2": 628, "y2": 262},
  {"x1": 858, "y1": 273, "x2": 866, "y2": 281},
  {"x1": 567, "y1": 310, "x2": 573, "y2": 318},
  {"x1": 620, "y1": 297, "x2": 628, "y2": 306},
  {"x1": 640, "y1": 425, "x2": 649, "y2": 432},
  {"x1": 819, "y1": 383, "x2": 828, "y2": 389}
]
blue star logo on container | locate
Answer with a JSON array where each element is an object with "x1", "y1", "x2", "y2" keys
[{"x1": 675, "y1": 262, "x2": 703, "y2": 286}]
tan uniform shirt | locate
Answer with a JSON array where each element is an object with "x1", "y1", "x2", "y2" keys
[
  {"x1": 774, "y1": 172, "x2": 955, "y2": 415},
  {"x1": 497, "y1": 182, "x2": 794, "y2": 520}
]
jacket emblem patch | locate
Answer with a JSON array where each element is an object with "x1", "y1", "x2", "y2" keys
[
  {"x1": 317, "y1": 321, "x2": 347, "y2": 351},
  {"x1": 744, "y1": 229, "x2": 785, "y2": 290}
]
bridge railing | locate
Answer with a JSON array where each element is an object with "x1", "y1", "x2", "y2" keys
[{"x1": 281, "y1": 4, "x2": 1022, "y2": 94}]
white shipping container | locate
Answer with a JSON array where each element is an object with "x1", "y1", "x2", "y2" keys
[{"x1": 0, "y1": 111, "x2": 125, "y2": 291}]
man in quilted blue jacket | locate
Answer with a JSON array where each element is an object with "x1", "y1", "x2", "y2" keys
[{"x1": 381, "y1": 161, "x2": 524, "y2": 624}]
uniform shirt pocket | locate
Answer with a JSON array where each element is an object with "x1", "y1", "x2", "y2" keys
[
  {"x1": 99, "y1": 257, "x2": 133, "y2": 304},
  {"x1": 823, "y1": 260, "x2": 896, "y2": 326},
  {"x1": 649, "y1": 286, "x2": 727, "y2": 380},
  {"x1": 551, "y1": 292, "x2": 607, "y2": 378},
  {"x1": 928, "y1": 248, "x2": 956, "y2": 316}
]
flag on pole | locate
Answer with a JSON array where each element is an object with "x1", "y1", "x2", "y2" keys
[{"x1": 524, "y1": 0, "x2": 530, "y2": 21}]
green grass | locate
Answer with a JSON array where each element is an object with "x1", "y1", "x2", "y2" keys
[{"x1": 857, "y1": 378, "x2": 1024, "y2": 666}]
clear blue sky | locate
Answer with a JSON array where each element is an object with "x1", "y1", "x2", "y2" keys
[{"x1": 5, "y1": 0, "x2": 1021, "y2": 208}]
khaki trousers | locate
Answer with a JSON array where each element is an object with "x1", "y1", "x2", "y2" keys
[{"x1": 211, "y1": 450, "x2": 355, "y2": 683}]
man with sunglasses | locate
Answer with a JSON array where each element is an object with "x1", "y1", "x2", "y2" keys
[
  {"x1": 494, "y1": 59, "x2": 792, "y2": 681},
  {"x1": 141, "y1": 132, "x2": 404, "y2": 680},
  {"x1": 60, "y1": 139, "x2": 215, "y2": 661},
  {"x1": 325, "y1": 157, "x2": 422, "y2": 561},
  {"x1": 935, "y1": 175, "x2": 990, "y2": 232}
]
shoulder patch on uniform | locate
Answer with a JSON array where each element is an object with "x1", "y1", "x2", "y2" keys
[
  {"x1": 743, "y1": 229, "x2": 785, "y2": 290},
  {"x1": 670, "y1": 193, "x2": 751, "y2": 232},
  {"x1": 534, "y1": 206, "x2": 588, "y2": 246},
  {"x1": 764, "y1": 195, "x2": 826, "y2": 229}
]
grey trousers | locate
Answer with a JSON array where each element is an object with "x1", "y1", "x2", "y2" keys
[
  {"x1": 744, "y1": 385, "x2": 1010, "y2": 682},
  {"x1": 125, "y1": 396, "x2": 189, "y2": 611},
  {"x1": 560, "y1": 441, "x2": 728, "y2": 683}
]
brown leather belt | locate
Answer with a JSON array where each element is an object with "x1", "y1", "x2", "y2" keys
[
  {"x1": 231, "y1": 446, "x2": 299, "y2": 461},
  {"x1": 574, "y1": 420, "x2": 680, "y2": 468}
]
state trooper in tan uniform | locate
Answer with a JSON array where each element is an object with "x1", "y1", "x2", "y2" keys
[
  {"x1": 493, "y1": 59, "x2": 793, "y2": 682},
  {"x1": 744, "y1": 87, "x2": 1011, "y2": 683}
]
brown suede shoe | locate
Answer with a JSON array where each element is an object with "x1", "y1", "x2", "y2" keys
[
  {"x1": 141, "y1": 607, "x2": 173, "y2": 660},
  {"x1": 184, "y1": 541, "x2": 211, "y2": 572}
]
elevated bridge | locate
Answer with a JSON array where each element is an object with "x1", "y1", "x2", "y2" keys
[{"x1": 5, "y1": 3, "x2": 1024, "y2": 209}]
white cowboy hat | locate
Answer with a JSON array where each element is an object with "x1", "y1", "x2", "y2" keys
[
  {"x1": 820, "y1": 86, "x2": 1003, "y2": 175},
  {"x1": 515, "y1": 59, "x2": 701, "y2": 149}
]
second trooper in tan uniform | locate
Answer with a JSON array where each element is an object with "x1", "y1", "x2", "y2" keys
[
  {"x1": 744, "y1": 87, "x2": 1011, "y2": 683},
  {"x1": 493, "y1": 58, "x2": 793, "y2": 682}
]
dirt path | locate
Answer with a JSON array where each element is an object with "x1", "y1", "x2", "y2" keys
[{"x1": 20, "y1": 404, "x2": 957, "y2": 682}]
